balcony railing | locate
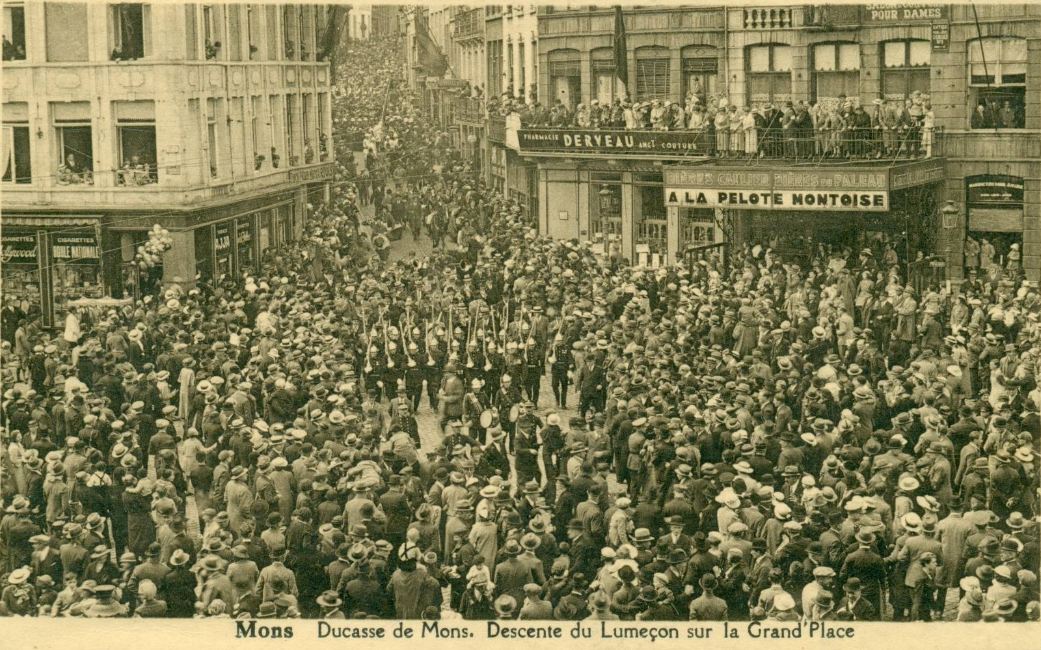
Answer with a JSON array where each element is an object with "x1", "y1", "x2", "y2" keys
[
  {"x1": 454, "y1": 96, "x2": 486, "y2": 124},
  {"x1": 516, "y1": 126, "x2": 944, "y2": 164},
  {"x1": 453, "y1": 9, "x2": 484, "y2": 40},
  {"x1": 743, "y1": 7, "x2": 793, "y2": 29}
]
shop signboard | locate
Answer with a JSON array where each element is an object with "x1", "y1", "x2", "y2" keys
[
  {"x1": 517, "y1": 129, "x2": 707, "y2": 156},
  {"x1": 50, "y1": 230, "x2": 99, "y2": 261},
  {"x1": 1, "y1": 231, "x2": 39, "y2": 264},
  {"x1": 862, "y1": 4, "x2": 948, "y2": 22},
  {"x1": 931, "y1": 22, "x2": 950, "y2": 51},
  {"x1": 665, "y1": 167, "x2": 891, "y2": 211},
  {"x1": 665, "y1": 188, "x2": 889, "y2": 211}
]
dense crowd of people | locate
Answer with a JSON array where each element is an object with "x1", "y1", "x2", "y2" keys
[
  {"x1": 491, "y1": 91, "x2": 937, "y2": 160},
  {"x1": 1, "y1": 32, "x2": 1038, "y2": 624}
]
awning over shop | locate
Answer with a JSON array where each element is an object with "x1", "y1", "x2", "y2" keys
[{"x1": 1, "y1": 215, "x2": 100, "y2": 228}]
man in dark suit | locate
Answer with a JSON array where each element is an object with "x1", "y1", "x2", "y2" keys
[
  {"x1": 493, "y1": 539, "x2": 535, "y2": 604},
  {"x1": 379, "y1": 477, "x2": 412, "y2": 551},
  {"x1": 839, "y1": 530, "x2": 886, "y2": 616},
  {"x1": 30, "y1": 534, "x2": 62, "y2": 584},
  {"x1": 834, "y1": 577, "x2": 877, "y2": 621},
  {"x1": 477, "y1": 428, "x2": 511, "y2": 480},
  {"x1": 566, "y1": 518, "x2": 599, "y2": 579}
]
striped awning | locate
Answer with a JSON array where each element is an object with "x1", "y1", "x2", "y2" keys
[{"x1": 0, "y1": 215, "x2": 100, "y2": 228}]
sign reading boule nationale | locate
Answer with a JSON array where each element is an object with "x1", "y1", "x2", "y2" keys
[{"x1": 518, "y1": 129, "x2": 705, "y2": 155}]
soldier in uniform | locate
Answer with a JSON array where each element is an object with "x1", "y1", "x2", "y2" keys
[
  {"x1": 438, "y1": 362, "x2": 465, "y2": 433},
  {"x1": 494, "y1": 374, "x2": 522, "y2": 452},
  {"x1": 549, "y1": 333, "x2": 574, "y2": 409},
  {"x1": 463, "y1": 379, "x2": 489, "y2": 444},
  {"x1": 515, "y1": 402, "x2": 543, "y2": 488}
]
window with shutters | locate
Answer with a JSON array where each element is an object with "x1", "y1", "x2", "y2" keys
[
  {"x1": 812, "y1": 43, "x2": 860, "y2": 104},
  {"x1": 548, "y1": 49, "x2": 581, "y2": 109},
  {"x1": 968, "y1": 37, "x2": 1026, "y2": 129},
  {"x1": 681, "y1": 45, "x2": 718, "y2": 104},
  {"x1": 591, "y1": 48, "x2": 619, "y2": 105},
  {"x1": 636, "y1": 52, "x2": 670, "y2": 101},
  {"x1": 746, "y1": 44, "x2": 791, "y2": 108},
  {"x1": 881, "y1": 40, "x2": 930, "y2": 102}
]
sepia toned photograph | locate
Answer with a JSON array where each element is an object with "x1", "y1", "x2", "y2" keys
[{"x1": 0, "y1": 0, "x2": 1038, "y2": 634}]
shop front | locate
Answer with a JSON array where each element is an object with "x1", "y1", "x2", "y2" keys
[
  {"x1": 1, "y1": 218, "x2": 104, "y2": 328},
  {"x1": 190, "y1": 203, "x2": 296, "y2": 284},
  {"x1": 521, "y1": 127, "x2": 714, "y2": 266},
  {"x1": 664, "y1": 159, "x2": 947, "y2": 270},
  {"x1": 963, "y1": 174, "x2": 1025, "y2": 279}
]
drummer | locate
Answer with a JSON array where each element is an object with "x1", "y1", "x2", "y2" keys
[{"x1": 493, "y1": 373, "x2": 522, "y2": 451}]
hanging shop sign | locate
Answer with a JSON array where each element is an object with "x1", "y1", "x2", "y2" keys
[{"x1": 518, "y1": 129, "x2": 706, "y2": 155}]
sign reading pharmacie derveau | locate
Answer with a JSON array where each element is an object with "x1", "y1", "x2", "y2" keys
[{"x1": 517, "y1": 129, "x2": 704, "y2": 154}]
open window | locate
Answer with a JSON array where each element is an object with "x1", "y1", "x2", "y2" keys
[
  {"x1": 115, "y1": 101, "x2": 157, "y2": 185},
  {"x1": 681, "y1": 45, "x2": 718, "y2": 105},
  {"x1": 968, "y1": 37, "x2": 1026, "y2": 129},
  {"x1": 2, "y1": 102, "x2": 31, "y2": 183},
  {"x1": 52, "y1": 102, "x2": 93, "y2": 185},
  {"x1": 3, "y1": 2, "x2": 26, "y2": 61},
  {"x1": 110, "y1": 3, "x2": 150, "y2": 61},
  {"x1": 202, "y1": 4, "x2": 222, "y2": 60}
]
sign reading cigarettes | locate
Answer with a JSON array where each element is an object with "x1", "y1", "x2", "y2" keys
[{"x1": 666, "y1": 188, "x2": 889, "y2": 211}]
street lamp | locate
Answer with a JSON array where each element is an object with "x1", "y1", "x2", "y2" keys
[{"x1": 941, "y1": 200, "x2": 959, "y2": 286}]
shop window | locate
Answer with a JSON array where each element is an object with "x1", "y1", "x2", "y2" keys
[
  {"x1": 51, "y1": 229, "x2": 103, "y2": 319},
  {"x1": 548, "y1": 49, "x2": 581, "y2": 110},
  {"x1": 53, "y1": 103, "x2": 93, "y2": 185},
  {"x1": 680, "y1": 208, "x2": 717, "y2": 249},
  {"x1": 681, "y1": 46, "x2": 718, "y2": 105},
  {"x1": 746, "y1": 44, "x2": 791, "y2": 107},
  {"x1": 184, "y1": 4, "x2": 198, "y2": 60},
  {"x1": 634, "y1": 179, "x2": 667, "y2": 265},
  {"x1": 110, "y1": 3, "x2": 149, "y2": 61},
  {"x1": 635, "y1": 47, "x2": 670, "y2": 101},
  {"x1": 968, "y1": 37, "x2": 1026, "y2": 129},
  {"x1": 3, "y1": 2, "x2": 26, "y2": 61},
  {"x1": 45, "y1": 3, "x2": 88, "y2": 62},
  {"x1": 881, "y1": 39, "x2": 930, "y2": 101},
  {"x1": 590, "y1": 177, "x2": 623, "y2": 244},
  {"x1": 2, "y1": 103, "x2": 31, "y2": 183},
  {"x1": 194, "y1": 225, "x2": 213, "y2": 282},
  {"x1": 115, "y1": 101, "x2": 157, "y2": 185},
  {"x1": 813, "y1": 42, "x2": 860, "y2": 104},
  {"x1": 236, "y1": 215, "x2": 256, "y2": 275}
]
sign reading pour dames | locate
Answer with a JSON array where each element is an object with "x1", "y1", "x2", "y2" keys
[
  {"x1": 863, "y1": 4, "x2": 948, "y2": 22},
  {"x1": 517, "y1": 129, "x2": 705, "y2": 155},
  {"x1": 666, "y1": 188, "x2": 889, "y2": 211}
]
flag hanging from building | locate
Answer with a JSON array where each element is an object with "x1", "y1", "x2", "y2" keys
[{"x1": 613, "y1": 6, "x2": 628, "y2": 93}]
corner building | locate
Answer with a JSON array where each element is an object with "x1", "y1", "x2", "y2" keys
[
  {"x1": 2, "y1": 2, "x2": 336, "y2": 326},
  {"x1": 518, "y1": 4, "x2": 1039, "y2": 283}
]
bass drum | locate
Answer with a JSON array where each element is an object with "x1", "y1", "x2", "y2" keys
[
  {"x1": 508, "y1": 404, "x2": 520, "y2": 423},
  {"x1": 479, "y1": 409, "x2": 497, "y2": 429}
]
